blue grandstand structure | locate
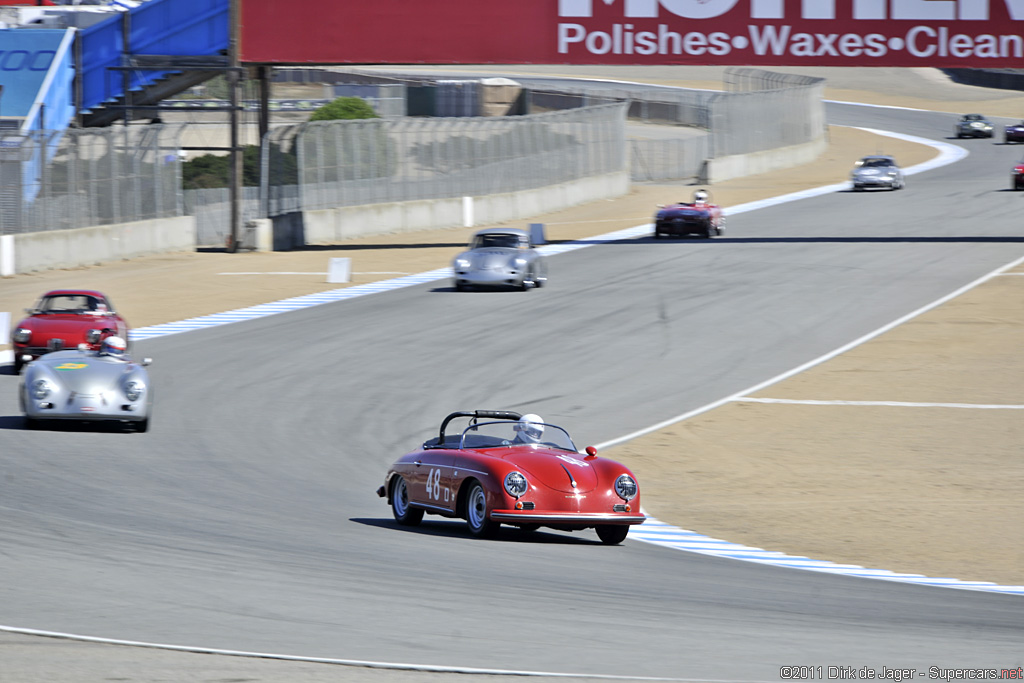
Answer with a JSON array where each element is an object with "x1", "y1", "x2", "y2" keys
[{"x1": 0, "y1": 0, "x2": 228, "y2": 210}]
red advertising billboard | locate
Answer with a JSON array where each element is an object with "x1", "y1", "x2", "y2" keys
[{"x1": 240, "y1": 0, "x2": 1024, "y2": 67}]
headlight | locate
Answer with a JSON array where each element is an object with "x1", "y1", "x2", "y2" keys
[
  {"x1": 504, "y1": 471, "x2": 528, "y2": 498},
  {"x1": 13, "y1": 328, "x2": 31, "y2": 344},
  {"x1": 455, "y1": 258, "x2": 471, "y2": 269},
  {"x1": 614, "y1": 474, "x2": 638, "y2": 501},
  {"x1": 513, "y1": 257, "x2": 527, "y2": 267},
  {"x1": 32, "y1": 379, "x2": 53, "y2": 400},
  {"x1": 124, "y1": 380, "x2": 145, "y2": 402}
]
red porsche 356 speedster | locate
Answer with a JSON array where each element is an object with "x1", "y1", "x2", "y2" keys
[
  {"x1": 653, "y1": 189, "x2": 724, "y2": 239},
  {"x1": 377, "y1": 410, "x2": 645, "y2": 544}
]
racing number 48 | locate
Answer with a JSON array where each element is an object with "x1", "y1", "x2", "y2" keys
[{"x1": 426, "y1": 468, "x2": 448, "y2": 502}]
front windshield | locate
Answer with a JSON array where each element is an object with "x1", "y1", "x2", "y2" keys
[
  {"x1": 459, "y1": 420, "x2": 577, "y2": 452},
  {"x1": 963, "y1": 114, "x2": 982, "y2": 121},
  {"x1": 36, "y1": 294, "x2": 101, "y2": 313},
  {"x1": 858, "y1": 158, "x2": 892, "y2": 168},
  {"x1": 471, "y1": 234, "x2": 522, "y2": 250}
]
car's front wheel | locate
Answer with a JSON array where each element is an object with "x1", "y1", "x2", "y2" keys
[
  {"x1": 391, "y1": 476, "x2": 424, "y2": 526},
  {"x1": 596, "y1": 525, "x2": 630, "y2": 545},
  {"x1": 465, "y1": 481, "x2": 498, "y2": 538}
]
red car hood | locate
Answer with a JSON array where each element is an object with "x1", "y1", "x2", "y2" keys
[
  {"x1": 494, "y1": 448, "x2": 600, "y2": 493},
  {"x1": 18, "y1": 315, "x2": 108, "y2": 343}
]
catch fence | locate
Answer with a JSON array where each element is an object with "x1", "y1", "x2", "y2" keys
[
  {"x1": 3, "y1": 68, "x2": 824, "y2": 238},
  {"x1": 260, "y1": 103, "x2": 627, "y2": 218},
  {"x1": 0, "y1": 124, "x2": 183, "y2": 235}
]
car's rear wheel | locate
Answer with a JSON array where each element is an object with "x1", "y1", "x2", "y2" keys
[
  {"x1": 596, "y1": 525, "x2": 630, "y2": 545},
  {"x1": 465, "y1": 481, "x2": 498, "y2": 538},
  {"x1": 391, "y1": 476, "x2": 423, "y2": 526}
]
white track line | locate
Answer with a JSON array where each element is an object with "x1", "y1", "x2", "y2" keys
[{"x1": 733, "y1": 398, "x2": 1024, "y2": 409}]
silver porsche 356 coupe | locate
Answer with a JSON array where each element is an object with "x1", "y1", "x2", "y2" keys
[
  {"x1": 452, "y1": 228, "x2": 548, "y2": 291},
  {"x1": 20, "y1": 341, "x2": 153, "y2": 432}
]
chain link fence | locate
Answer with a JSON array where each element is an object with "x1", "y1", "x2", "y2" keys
[
  {"x1": 3, "y1": 69, "x2": 824, "y2": 239},
  {"x1": 0, "y1": 124, "x2": 183, "y2": 235},
  {"x1": 709, "y1": 68, "x2": 826, "y2": 158},
  {"x1": 260, "y1": 103, "x2": 626, "y2": 217},
  {"x1": 527, "y1": 67, "x2": 824, "y2": 182}
]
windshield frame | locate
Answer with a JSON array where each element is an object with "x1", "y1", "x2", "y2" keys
[{"x1": 457, "y1": 420, "x2": 578, "y2": 452}]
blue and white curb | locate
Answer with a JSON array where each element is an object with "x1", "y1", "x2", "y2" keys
[{"x1": 630, "y1": 518, "x2": 1024, "y2": 596}]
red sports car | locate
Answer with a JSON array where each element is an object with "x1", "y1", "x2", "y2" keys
[
  {"x1": 10, "y1": 290, "x2": 129, "y2": 374},
  {"x1": 1012, "y1": 159, "x2": 1024, "y2": 191},
  {"x1": 653, "y1": 189, "x2": 724, "y2": 239},
  {"x1": 377, "y1": 410, "x2": 645, "y2": 544}
]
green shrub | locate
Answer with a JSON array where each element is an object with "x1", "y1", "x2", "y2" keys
[{"x1": 309, "y1": 97, "x2": 379, "y2": 122}]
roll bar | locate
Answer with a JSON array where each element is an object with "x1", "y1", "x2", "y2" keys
[{"x1": 436, "y1": 410, "x2": 522, "y2": 446}]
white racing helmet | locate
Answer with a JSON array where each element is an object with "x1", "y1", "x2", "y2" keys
[
  {"x1": 514, "y1": 413, "x2": 544, "y2": 443},
  {"x1": 693, "y1": 189, "x2": 709, "y2": 203},
  {"x1": 101, "y1": 335, "x2": 127, "y2": 357}
]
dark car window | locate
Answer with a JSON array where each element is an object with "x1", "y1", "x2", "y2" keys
[
  {"x1": 472, "y1": 234, "x2": 521, "y2": 249},
  {"x1": 38, "y1": 294, "x2": 100, "y2": 313},
  {"x1": 860, "y1": 158, "x2": 893, "y2": 168}
]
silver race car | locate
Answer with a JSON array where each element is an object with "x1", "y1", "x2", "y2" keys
[
  {"x1": 850, "y1": 155, "x2": 905, "y2": 191},
  {"x1": 20, "y1": 343, "x2": 153, "y2": 432},
  {"x1": 955, "y1": 113, "x2": 994, "y2": 139},
  {"x1": 452, "y1": 228, "x2": 548, "y2": 291}
]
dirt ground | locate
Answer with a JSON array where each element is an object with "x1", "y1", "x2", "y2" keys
[{"x1": 3, "y1": 70, "x2": 1023, "y2": 587}]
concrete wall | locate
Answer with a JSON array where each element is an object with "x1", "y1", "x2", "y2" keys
[
  {"x1": 276, "y1": 171, "x2": 629, "y2": 250},
  {"x1": 704, "y1": 135, "x2": 828, "y2": 185},
  {"x1": 5, "y1": 216, "x2": 195, "y2": 275}
]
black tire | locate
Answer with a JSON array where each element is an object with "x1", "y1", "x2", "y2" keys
[
  {"x1": 13, "y1": 355, "x2": 24, "y2": 375},
  {"x1": 391, "y1": 476, "x2": 423, "y2": 526},
  {"x1": 517, "y1": 524, "x2": 540, "y2": 533},
  {"x1": 24, "y1": 416, "x2": 40, "y2": 430},
  {"x1": 596, "y1": 525, "x2": 630, "y2": 545},
  {"x1": 135, "y1": 417, "x2": 149, "y2": 433},
  {"x1": 465, "y1": 481, "x2": 498, "y2": 538},
  {"x1": 454, "y1": 281, "x2": 467, "y2": 292}
]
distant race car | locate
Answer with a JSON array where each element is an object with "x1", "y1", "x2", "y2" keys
[
  {"x1": 1004, "y1": 121, "x2": 1024, "y2": 144},
  {"x1": 10, "y1": 289, "x2": 129, "y2": 374},
  {"x1": 451, "y1": 228, "x2": 548, "y2": 291},
  {"x1": 653, "y1": 189, "x2": 724, "y2": 239},
  {"x1": 377, "y1": 410, "x2": 645, "y2": 544},
  {"x1": 955, "y1": 113, "x2": 994, "y2": 138},
  {"x1": 20, "y1": 343, "x2": 153, "y2": 432},
  {"x1": 850, "y1": 155, "x2": 905, "y2": 191},
  {"x1": 1012, "y1": 159, "x2": 1024, "y2": 190}
]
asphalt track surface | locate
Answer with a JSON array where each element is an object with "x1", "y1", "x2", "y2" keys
[{"x1": 1, "y1": 91, "x2": 1022, "y2": 680}]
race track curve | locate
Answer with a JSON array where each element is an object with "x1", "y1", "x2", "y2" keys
[{"x1": 0, "y1": 92, "x2": 1021, "y2": 680}]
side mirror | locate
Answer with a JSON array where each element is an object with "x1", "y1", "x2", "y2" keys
[
  {"x1": 86, "y1": 329, "x2": 102, "y2": 344},
  {"x1": 141, "y1": 358, "x2": 153, "y2": 367},
  {"x1": 584, "y1": 446, "x2": 598, "y2": 459}
]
